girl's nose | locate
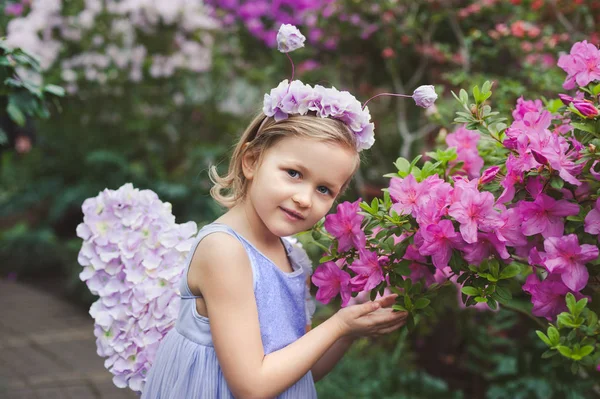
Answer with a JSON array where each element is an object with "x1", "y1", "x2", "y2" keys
[{"x1": 292, "y1": 190, "x2": 311, "y2": 208}]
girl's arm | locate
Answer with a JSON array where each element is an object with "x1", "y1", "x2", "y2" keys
[
  {"x1": 191, "y1": 233, "x2": 401, "y2": 399},
  {"x1": 310, "y1": 335, "x2": 356, "y2": 382}
]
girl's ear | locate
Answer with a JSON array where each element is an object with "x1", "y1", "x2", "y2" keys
[{"x1": 241, "y1": 144, "x2": 258, "y2": 180}]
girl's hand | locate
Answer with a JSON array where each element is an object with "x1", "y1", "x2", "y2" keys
[{"x1": 332, "y1": 294, "x2": 408, "y2": 338}]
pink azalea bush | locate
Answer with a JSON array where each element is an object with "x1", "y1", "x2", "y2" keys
[
  {"x1": 76, "y1": 183, "x2": 198, "y2": 392},
  {"x1": 311, "y1": 39, "x2": 600, "y2": 372}
]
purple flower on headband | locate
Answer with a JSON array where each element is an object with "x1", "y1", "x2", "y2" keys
[
  {"x1": 413, "y1": 85, "x2": 438, "y2": 108},
  {"x1": 277, "y1": 24, "x2": 306, "y2": 53},
  {"x1": 263, "y1": 79, "x2": 375, "y2": 151}
]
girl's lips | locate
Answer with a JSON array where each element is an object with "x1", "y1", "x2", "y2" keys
[{"x1": 280, "y1": 207, "x2": 304, "y2": 220}]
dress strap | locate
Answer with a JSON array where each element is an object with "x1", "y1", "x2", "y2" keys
[{"x1": 178, "y1": 222, "x2": 258, "y2": 300}]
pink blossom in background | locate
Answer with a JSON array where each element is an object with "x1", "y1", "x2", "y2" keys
[
  {"x1": 557, "y1": 40, "x2": 600, "y2": 89},
  {"x1": 4, "y1": 3, "x2": 24, "y2": 16},
  {"x1": 324, "y1": 199, "x2": 366, "y2": 253},
  {"x1": 312, "y1": 261, "x2": 352, "y2": 306},
  {"x1": 542, "y1": 234, "x2": 598, "y2": 292}
]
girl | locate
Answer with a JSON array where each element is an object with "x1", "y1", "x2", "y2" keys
[{"x1": 140, "y1": 103, "x2": 409, "y2": 397}]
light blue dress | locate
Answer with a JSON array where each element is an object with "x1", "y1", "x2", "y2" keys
[{"x1": 141, "y1": 222, "x2": 318, "y2": 398}]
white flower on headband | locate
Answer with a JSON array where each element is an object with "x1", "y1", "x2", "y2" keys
[
  {"x1": 277, "y1": 24, "x2": 306, "y2": 53},
  {"x1": 413, "y1": 85, "x2": 438, "y2": 108},
  {"x1": 263, "y1": 79, "x2": 375, "y2": 152}
]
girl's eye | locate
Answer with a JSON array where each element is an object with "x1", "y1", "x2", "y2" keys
[
  {"x1": 317, "y1": 186, "x2": 331, "y2": 195},
  {"x1": 287, "y1": 169, "x2": 300, "y2": 178}
]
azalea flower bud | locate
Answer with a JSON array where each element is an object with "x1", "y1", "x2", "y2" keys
[
  {"x1": 531, "y1": 150, "x2": 548, "y2": 165},
  {"x1": 573, "y1": 100, "x2": 599, "y2": 118},
  {"x1": 479, "y1": 166, "x2": 500, "y2": 184},
  {"x1": 558, "y1": 93, "x2": 574, "y2": 106},
  {"x1": 412, "y1": 85, "x2": 438, "y2": 108},
  {"x1": 277, "y1": 24, "x2": 306, "y2": 53}
]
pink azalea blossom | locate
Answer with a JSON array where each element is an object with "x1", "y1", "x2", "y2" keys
[
  {"x1": 312, "y1": 261, "x2": 352, "y2": 306},
  {"x1": 542, "y1": 234, "x2": 598, "y2": 291},
  {"x1": 462, "y1": 232, "x2": 510, "y2": 264},
  {"x1": 497, "y1": 207, "x2": 527, "y2": 247},
  {"x1": 522, "y1": 273, "x2": 587, "y2": 321},
  {"x1": 557, "y1": 40, "x2": 600, "y2": 90},
  {"x1": 324, "y1": 199, "x2": 366, "y2": 253},
  {"x1": 418, "y1": 220, "x2": 463, "y2": 269},
  {"x1": 518, "y1": 194, "x2": 580, "y2": 238},
  {"x1": 448, "y1": 189, "x2": 502, "y2": 243},
  {"x1": 584, "y1": 198, "x2": 600, "y2": 238},
  {"x1": 446, "y1": 126, "x2": 480, "y2": 152},
  {"x1": 498, "y1": 154, "x2": 524, "y2": 203},
  {"x1": 408, "y1": 263, "x2": 436, "y2": 287},
  {"x1": 540, "y1": 135, "x2": 584, "y2": 186},
  {"x1": 512, "y1": 97, "x2": 543, "y2": 121},
  {"x1": 348, "y1": 250, "x2": 385, "y2": 292},
  {"x1": 389, "y1": 174, "x2": 425, "y2": 216}
]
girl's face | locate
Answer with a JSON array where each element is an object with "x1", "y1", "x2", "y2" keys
[{"x1": 242, "y1": 135, "x2": 357, "y2": 237}]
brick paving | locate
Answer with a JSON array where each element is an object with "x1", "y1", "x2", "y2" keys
[{"x1": 0, "y1": 279, "x2": 138, "y2": 399}]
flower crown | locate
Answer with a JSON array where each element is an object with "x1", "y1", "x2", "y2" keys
[{"x1": 264, "y1": 24, "x2": 438, "y2": 152}]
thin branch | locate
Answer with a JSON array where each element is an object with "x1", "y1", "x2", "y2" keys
[{"x1": 447, "y1": 11, "x2": 470, "y2": 73}]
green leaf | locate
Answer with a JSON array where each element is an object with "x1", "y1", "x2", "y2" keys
[
  {"x1": 371, "y1": 197, "x2": 379, "y2": 213},
  {"x1": 557, "y1": 345, "x2": 573, "y2": 358},
  {"x1": 473, "y1": 85, "x2": 481, "y2": 103},
  {"x1": 43, "y1": 84, "x2": 65, "y2": 96},
  {"x1": 459, "y1": 89, "x2": 469, "y2": 104},
  {"x1": 403, "y1": 294, "x2": 412, "y2": 309},
  {"x1": 0, "y1": 127, "x2": 7, "y2": 145},
  {"x1": 6, "y1": 101, "x2": 25, "y2": 126},
  {"x1": 566, "y1": 293, "x2": 577, "y2": 314},
  {"x1": 550, "y1": 177, "x2": 564, "y2": 190},
  {"x1": 593, "y1": 83, "x2": 600, "y2": 96},
  {"x1": 499, "y1": 264, "x2": 520, "y2": 279},
  {"x1": 392, "y1": 304, "x2": 407, "y2": 312},
  {"x1": 578, "y1": 345, "x2": 594, "y2": 358},
  {"x1": 546, "y1": 98, "x2": 564, "y2": 113},
  {"x1": 574, "y1": 297, "x2": 588, "y2": 317},
  {"x1": 414, "y1": 298, "x2": 430, "y2": 310},
  {"x1": 548, "y1": 326, "x2": 560, "y2": 346},
  {"x1": 394, "y1": 157, "x2": 411, "y2": 173},
  {"x1": 536, "y1": 330, "x2": 552, "y2": 347},
  {"x1": 461, "y1": 286, "x2": 480, "y2": 296},
  {"x1": 572, "y1": 122, "x2": 597, "y2": 134},
  {"x1": 541, "y1": 349, "x2": 558, "y2": 358},
  {"x1": 494, "y1": 285, "x2": 512, "y2": 301},
  {"x1": 318, "y1": 255, "x2": 335, "y2": 263},
  {"x1": 588, "y1": 311, "x2": 598, "y2": 329}
]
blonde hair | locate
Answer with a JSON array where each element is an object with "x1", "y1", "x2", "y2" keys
[{"x1": 209, "y1": 112, "x2": 361, "y2": 209}]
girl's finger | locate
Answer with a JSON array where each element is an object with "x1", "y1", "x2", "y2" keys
[{"x1": 374, "y1": 294, "x2": 398, "y2": 307}]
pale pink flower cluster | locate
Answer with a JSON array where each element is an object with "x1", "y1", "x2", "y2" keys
[
  {"x1": 5, "y1": 0, "x2": 219, "y2": 91},
  {"x1": 76, "y1": 183, "x2": 197, "y2": 392},
  {"x1": 263, "y1": 79, "x2": 375, "y2": 151}
]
